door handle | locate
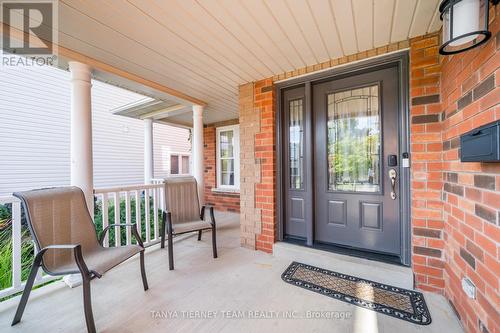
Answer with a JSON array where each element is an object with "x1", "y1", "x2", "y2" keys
[{"x1": 389, "y1": 169, "x2": 397, "y2": 200}]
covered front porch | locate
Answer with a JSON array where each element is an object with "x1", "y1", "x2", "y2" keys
[
  {"x1": 0, "y1": 212, "x2": 461, "y2": 333},
  {"x1": 1, "y1": 0, "x2": 498, "y2": 332}
]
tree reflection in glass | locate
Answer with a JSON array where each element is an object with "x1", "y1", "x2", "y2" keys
[
  {"x1": 327, "y1": 85, "x2": 381, "y2": 192},
  {"x1": 289, "y1": 99, "x2": 304, "y2": 190}
]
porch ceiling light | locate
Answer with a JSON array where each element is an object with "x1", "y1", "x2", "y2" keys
[{"x1": 439, "y1": 0, "x2": 497, "y2": 55}]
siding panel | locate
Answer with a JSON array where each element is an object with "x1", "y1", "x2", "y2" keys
[{"x1": 0, "y1": 60, "x2": 190, "y2": 196}]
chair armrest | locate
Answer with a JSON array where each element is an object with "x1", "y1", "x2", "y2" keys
[
  {"x1": 201, "y1": 205, "x2": 216, "y2": 225},
  {"x1": 99, "y1": 223, "x2": 145, "y2": 248},
  {"x1": 38, "y1": 244, "x2": 98, "y2": 278},
  {"x1": 41, "y1": 244, "x2": 80, "y2": 250}
]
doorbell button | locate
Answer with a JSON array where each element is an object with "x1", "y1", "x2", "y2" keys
[{"x1": 402, "y1": 152, "x2": 410, "y2": 168}]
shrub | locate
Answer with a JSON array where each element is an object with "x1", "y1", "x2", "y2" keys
[
  {"x1": 93, "y1": 195, "x2": 162, "y2": 246},
  {"x1": 0, "y1": 224, "x2": 35, "y2": 291}
]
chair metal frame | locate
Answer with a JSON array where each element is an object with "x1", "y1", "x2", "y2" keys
[
  {"x1": 12, "y1": 188, "x2": 149, "y2": 333},
  {"x1": 160, "y1": 186, "x2": 217, "y2": 270}
]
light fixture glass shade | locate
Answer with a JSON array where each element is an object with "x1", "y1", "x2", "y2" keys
[{"x1": 440, "y1": 0, "x2": 491, "y2": 54}]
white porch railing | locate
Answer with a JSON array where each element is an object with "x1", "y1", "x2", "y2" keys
[
  {"x1": 94, "y1": 183, "x2": 165, "y2": 248},
  {"x1": 151, "y1": 178, "x2": 165, "y2": 185},
  {"x1": 0, "y1": 183, "x2": 167, "y2": 299},
  {"x1": 0, "y1": 196, "x2": 59, "y2": 299}
]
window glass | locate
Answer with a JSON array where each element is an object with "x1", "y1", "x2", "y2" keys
[
  {"x1": 219, "y1": 130, "x2": 234, "y2": 158},
  {"x1": 221, "y1": 159, "x2": 235, "y2": 186},
  {"x1": 170, "y1": 155, "x2": 179, "y2": 175},
  {"x1": 216, "y1": 125, "x2": 239, "y2": 189},
  {"x1": 289, "y1": 98, "x2": 304, "y2": 189},
  {"x1": 182, "y1": 156, "x2": 190, "y2": 174},
  {"x1": 219, "y1": 130, "x2": 235, "y2": 186},
  {"x1": 327, "y1": 85, "x2": 381, "y2": 192}
]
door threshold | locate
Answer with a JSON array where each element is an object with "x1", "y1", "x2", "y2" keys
[
  {"x1": 274, "y1": 241, "x2": 414, "y2": 290},
  {"x1": 284, "y1": 237, "x2": 403, "y2": 266}
]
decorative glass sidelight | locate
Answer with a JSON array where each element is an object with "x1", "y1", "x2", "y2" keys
[
  {"x1": 327, "y1": 85, "x2": 381, "y2": 192},
  {"x1": 289, "y1": 98, "x2": 304, "y2": 189}
]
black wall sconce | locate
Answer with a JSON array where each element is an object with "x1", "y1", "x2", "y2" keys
[{"x1": 439, "y1": 0, "x2": 499, "y2": 55}]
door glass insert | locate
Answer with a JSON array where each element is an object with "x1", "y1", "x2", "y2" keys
[
  {"x1": 289, "y1": 98, "x2": 304, "y2": 189},
  {"x1": 327, "y1": 85, "x2": 381, "y2": 192}
]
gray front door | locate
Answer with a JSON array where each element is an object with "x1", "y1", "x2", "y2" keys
[{"x1": 313, "y1": 67, "x2": 401, "y2": 255}]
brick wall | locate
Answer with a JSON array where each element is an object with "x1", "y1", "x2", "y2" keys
[
  {"x1": 237, "y1": 16, "x2": 499, "y2": 332},
  {"x1": 203, "y1": 120, "x2": 240, "y2": 213},
  {"x1": 409, "y1": 32, "x2": 446, "y2": 294},
  {"x1": 239, "y1": 43, "x2": 411, "y2": 253},
  {"x1": 440, "y1": 8, "x2": 499, "y2": 333},
  {"x1": 254, "y1": 79, "x2": 276, "y2": 253}
]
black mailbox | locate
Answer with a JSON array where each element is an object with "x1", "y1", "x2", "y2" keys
[{"x1": 460, "y1": 120, "x2": 500, "y2": 162}]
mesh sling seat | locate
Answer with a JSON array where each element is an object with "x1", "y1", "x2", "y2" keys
[
  {"x1": 12, "y1": 187, "x2": 149, "y2": 333},
  {"x1": 160, "y1": 177, "x2": 217, "y2": 270}
]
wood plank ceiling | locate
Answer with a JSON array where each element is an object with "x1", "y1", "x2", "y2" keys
[{"x1": 56, "y1": 0, "x2": 442, "y2": 124}]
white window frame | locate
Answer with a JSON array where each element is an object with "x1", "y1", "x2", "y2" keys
[
  {"x1": 168, "y1": 152, "x2": 191, "y2": 176},
  {"x1": 216, "y1": 124, "x2": 240, "y2": 190}
]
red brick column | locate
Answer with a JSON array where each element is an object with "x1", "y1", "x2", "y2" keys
[
  {"x1": 409, "y1": 33, "x2": 446, "y2": 293},
  {"x1": 254, "y1": 79, "x2": 276, "y2": 253}
]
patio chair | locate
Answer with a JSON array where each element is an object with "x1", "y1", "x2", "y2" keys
[
  {"x1": 160, "y1": 177, "x2": 217, "y2": 270},
  {"x1": 11, "y1": 187, "x2": 149, "y2": 333}
]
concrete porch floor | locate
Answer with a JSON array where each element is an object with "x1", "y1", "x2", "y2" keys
[{"x1": 0, "y1": 212, "x2": 463, "y2": 333}]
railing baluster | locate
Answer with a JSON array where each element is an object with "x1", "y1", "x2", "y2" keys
[
  {"x1": 11, "y1": 201, "x2": 22, "y2": 289},
  {"x1": 159, "y1": 182, "x2": 164, "y2": 213},
  {"x1": 135, "y1": 190, "x2": 142, "y2": 244},
  {"x1": 92, "y1": 183, "x2": 164, "y2": 248},
  {"x1": 102, "y1": 193, "x2": 109, "y2": 247},
  {"x1": 153, "y1": 187, "x2": 158, "y2": 240},
  {"x1": 114, "y1": 191, "x2": 121, "y2": 247},
  {"x1": 145, "y1": 189, "x2": 151, "y2": 243},
  {"x1": 125, "y1": 191, "x2": 131, "y2": 245}
]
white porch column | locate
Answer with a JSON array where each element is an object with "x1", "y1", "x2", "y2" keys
[
  {"x1": 69, "y1": 61, "x2": 93, "y2": 214},
  {"x1": 66, "y1": 61, "x2": 92, "y2": 289},
  {"x1": 144, "y1": 118, "x2": 154, "y2": 184},
  {"x1": 192, "y1": 105, "x2": 204, "y2": 205}
]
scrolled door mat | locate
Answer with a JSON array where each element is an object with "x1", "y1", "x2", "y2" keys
[{"x1": 281, "y1": 261, "x2": 431, "y2": 325}]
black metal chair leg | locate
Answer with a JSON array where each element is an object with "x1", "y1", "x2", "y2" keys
[
  {"x1": 212, "y1": 225, "x2": 218, "y2": 259},
  {"x1": 82, "y1": 278, "x2": 96, "y2": 333},
  {"x1": 11, "y1": 259, "x2": 41, "y2": 326},
  {"x1": 209, "y1": 207, "x2": 217, "y2": 259},
  {"x1": 140, "y1": 251, "x2": 149, "y2": 291},
  {"x1": 168, "y1": 230, "x2": 174, "y2": 270},
  {"x1": 197, "y1": 230, "x2": 202, "y2": 241},
  {"x1": 160, "y1": 212, "x2": 166, "y2": 249}
]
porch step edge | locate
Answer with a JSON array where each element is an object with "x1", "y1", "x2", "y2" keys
[{"x1": 273, "y1": 242, "x2": 414, "y2": 290}]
